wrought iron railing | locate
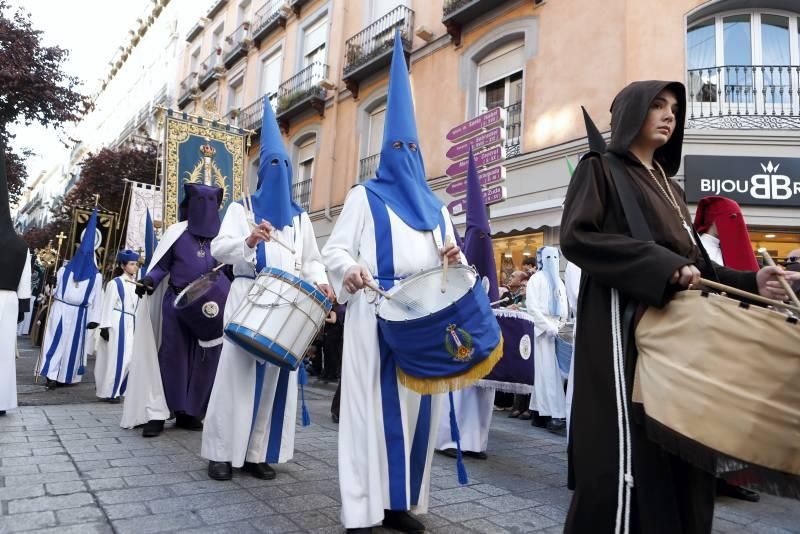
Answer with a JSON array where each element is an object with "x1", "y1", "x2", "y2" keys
[
  {"x1": 687, "y1": 65, "x2": 800, "y2": 129},
  {"x1": 179, "y1": 73, "x2": 196, "y2": 94},
  {"x1": 252, "y1": 0, "x2": 285, "y2": 40},
  {"x1": 239, "y1": 94, "x2": 277, "y2": 131},
  {"x1": 343, "y1": 5, "x2": 414, "y2": 77},
  {"x1": 224, "y1": 22, "x2": 250, "y2": 52},
  {"x1": 358, "y1": 154, "x2": 380, "y2": 182},
  {"x1": 443, "y1": 0, "x2": 482, "y2": 18},
  {"x1": 276, "y1": 62, "x2": 329, "y2": 114},
  {"x1": 293, "y1": 178, "x2": 312, "y2": 210},
  {"x1": 505, "y1": 102, "x2": 522, "y2": 158},
  {"x1": 201, "y1": 49, "x2": 221, "y2": 73}
]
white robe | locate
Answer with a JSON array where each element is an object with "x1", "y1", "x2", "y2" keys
[
  {"x1": 700, "y1": 233, "x2": 723, "y2": 265},
  {"x1": 95, "y1": 275, "x2": 139, "y2": 399},
  {"x1": 322, "y1": 186, "x2": 458, "y2": 529},
  {"x1": 435, "y1": 386, "x2": 494, "y2": 453},
  {"x1": 37, "y1": 267, "x2": 102, "y2": 384},
  {"x1": 564, "y1": 261, "x2": 581, "y2": 435},
  {"x1": 201, "y1": 203, "x2": 328, "y2": 467},
  {"x1": 526, "y1": 271, "x2": 568, "y2": 418},
  {"x1": 1, "y1": 250, "x2": 32, "y2": 412}
]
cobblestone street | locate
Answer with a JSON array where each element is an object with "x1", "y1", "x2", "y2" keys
[{"x1": 2, "y1": 339, "x2": 800, "y2": 533}]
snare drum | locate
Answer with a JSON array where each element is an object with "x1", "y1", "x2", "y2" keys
[
  {"x1": 173, "y1": 270, "x2": 231, "y2": 347},
  {"x1": 224, "y1": 267, "x2": 332, "y2": 370},
  {"x1": 376, "y1": 264, "x2": 502, "y2": 394}
]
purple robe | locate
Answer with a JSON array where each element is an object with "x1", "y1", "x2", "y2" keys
[{"x1": 147, "y1": 231, "x2": 221, "y2": 417}]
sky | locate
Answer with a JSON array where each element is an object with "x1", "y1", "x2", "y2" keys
[{"x1": 7, "y1": 0, "x2": 149, "y2": 185}]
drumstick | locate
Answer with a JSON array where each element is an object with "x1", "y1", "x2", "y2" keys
[
  {"x1": 758, "y1": 248, "x2": 800, "y2": 309},
  {"x1": 365, "y1": 280, "x2": 391, "y2": 300},
  {"x1": 124, "y1": 279, "x2": 146, "y2": 288},
  {"x1": 247, "y1": 219, "x2": 296, "y2": 255},
  {"x1": 212, "y1": 263, "x2": 227, "y2": 272},
  {"x1": 441, "y1": 236, "x2": 453, "y2": 294},
  {"x1": 699, "y1": 277, "x2": 800, "y2": 315}
]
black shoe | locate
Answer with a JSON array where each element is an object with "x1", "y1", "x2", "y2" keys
[
  {"x1": 175, "y1": 413, "x2": 203, "y2": 431},
  {"x1": 242, "y1": 461, "x2": 276, "y2": 480},
  {"x1": 141, "y1": 419, "x2": 164, "y2": 438},
  {"x1": 331, "y1": 413, "x2": 339, "y2": 424},
  {"x1": 208, "y1": 461, "x2": 232, "y2": 481},
  {"x1": 717, "y1": 479, "x2": 760, "y2": 502},
  {"x1": 531, "y1": 411, "x2": 549, "y2": 428},
  {"x1": 436, "y1": 448, "x2": 458, "y2": 459},
  {"x1": 383, "y1": 510, "x2": 425, "y2": 533},
  {"x1": 346, "y1": 529, "x2": 373, "y2": 533},
  {"x1": 46, "y1": 379, "x2": 58, "y2": 390},
  {"x1": 546, "y1": 418, "x2": 567, "y2": 436},
  {"x1": 508, "y1": 409, "x2": 522, "y2": 418},
  {"x1": 519, "y1": 410, "x2": 532, "y2": 420},
  {"x1": 463, "y1": 451, "x2": 488, "y2": 460},
  {"x1": 0, "y1": 410, "x2": 5, "y2": 416},
  {"x1": 106, "y1": 397, "x2": 121, "y2": 404}
]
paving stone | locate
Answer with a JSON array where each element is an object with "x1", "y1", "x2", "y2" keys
[
  {"x1": 269, "y1": 493, "x2": 338, "y2": 513},
  {"x1": 0, "y1": 484, "x2": 45, "y2": 501},
  {"x1": 471, "y1": 484, "x2": 511, "y2": 497},
  {"x1": 0, "y1": 510, "x2": 57, "y2": 532},
  {"x1": 123, "y1": 471, "x2": 193, "y2": 487},
  {"x1": 147, "y1": 489, "x2": 255, "y2": 514},
  {"x1": 86, "y1": 477, "x2": 127, "y2": 491},
  {"x1": 477, "y1": 494, "x2": 540, "y2": 513},
  {"x1": 249, "y1": 515, "x2": 302, "y2": 533},
  {"x1": 532, "y1": 504, "x2": 568, "y2": 522},
  {"x1": 431, "y1": 486, "x2": 486, "y2": 504},
  {"x1": 71, "y1": 449, "x2": 133, "y2": 462},
  {"x1": 286, "y1": 509, "x2": 339, "y2": 530},
  {"x1": 247, "y1": 485, "x2": 292, "y2": 501},
  {"x1": 431, "y1": 502, "x2": 498, "y2": 522},
  {"x1": 96, "y1": 485, "x2": 172, "y2": 505},
  {"x1": 110, "y1": 454, "x2": 172, "y2": 467},
  {"x1": 198, "y1": 501, "x2": 275, "y2": 524},
  {"x1": 461, "y1": 518, "x2": 513, "y2": 533},
  {"x1": 0, "y1": 463, "x2": 40, "y2": 476},
  {"x1": 103, "y1": 502, "x2": 150, "y2": 520},
  {"x1": 55, "y1": 504, "x2": 107, "y2": 525},
  {"x1": 3, "y1": 470, "x2": 81, "y2": 487},
  {"x1": 75, "y1": 459, "x2": 111, "y2": 471},
  {"x1": 113, "y1": 511, "x2": 204, "y2": 534},
  {"x1": 38, "y1": 461, "x2": 79, "y2": 473},
  {"x1": 1, "y1": 454, "x2": 70, "y2": 466},
  {"x1": 177, "y1": 520, "x2": 262, "y2": 534},
  {"x1": 171, "y1": 479, "x2": 240, "y2": 495},
  {"x1": 84, "y1": 465, "x2": 152, "y2": 479},
  {"x1": 46, "y1": 481, "x2": 87, "y2": 495},
  {"x1": 486, "y1": 509, "x2": 559, "y2": 531},
  {"x1": 8, "y1": 492, "x2": 94, "y2": 514}
]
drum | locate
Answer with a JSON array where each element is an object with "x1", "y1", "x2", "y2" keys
[
  {"x1": 173, "y1": 270, "x2": 231, "y2": 347},
  {"x1": 224, "y1": 267, "x2": 331, "y2": 370},
  {"x1": 476, "y1": 309, "x2": 535, "y2": 394},
  {"x1": 376, "y1": 264, "x2": 502, "y2": 394},
  {"x1": 635, "y1": 289, "x2": 800, "y2": 482},
  {"x1": 556, "y1": 321, "x2": 574, "y2": 380}
]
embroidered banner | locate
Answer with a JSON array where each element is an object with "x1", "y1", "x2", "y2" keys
[
  {"x1": 162, "y1": 110, "x2": 248, "y2": 227},
  {"x1": 125, "y1": 181, "x2": 162, "y2": 252},
  {"x1": 68, "y1": 207, "x2": 117, "y2": 277}
]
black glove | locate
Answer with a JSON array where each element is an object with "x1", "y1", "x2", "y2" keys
[
  {"x1": 222, "y1": 264, "x2": 234, "y2": 282},
  {"x1": 99, "y1": 327, "x2": 110, "y2": 341},
  {"x1": 48, "y1": 275, "x2": 56, "y2": 286},
  {"x1": 87, "y1": 322, "x2": 99, "y2": 330},
  {"x1": 17, "y1": 310, "x2": 25, "y2": 323},
  {"x1": 136, "y1": 276, "x2": 155, "y2": 297}
]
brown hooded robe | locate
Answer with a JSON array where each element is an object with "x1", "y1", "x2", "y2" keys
[{"x1": 560, "y1": 81, "x2": 758, "y2": 534}]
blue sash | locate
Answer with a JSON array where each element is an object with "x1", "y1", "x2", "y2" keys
[
  {"x1": 111, "y1": 278, "x2": 127, "y2": 398},
  {"x1": 42, "y1": 274, "x2": 96, "y2": 382},
  {"x1": 365, "y1": 187, "x2": 446, "y2": 509}
]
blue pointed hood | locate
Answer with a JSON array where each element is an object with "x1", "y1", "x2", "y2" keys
[
  {"x1": 64, "y1": 208, "x2": 99, "y2": 284},
  {"x1": 463, "y1": 147, "x2": 499, "y2": 301},
  {"x1": 363, "y1": 31, "x2": 443, "y2": 231},
  {"x1": 252, "y1": 95, "x2": 303, "y2": 229}
]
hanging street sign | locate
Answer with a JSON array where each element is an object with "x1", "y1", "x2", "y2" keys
[
  {"x1": 446, "y1": 127, "x2": 506, "y2": 161},
  {"x1": 445, "y1": 166, "x2": 506, "y2": 196},
  {"x1": 446, "y1": 107, "x2": 506, "y2": 142},
  {"x1": 447, "y1": 185, "x2": 507, "y2": 215}
]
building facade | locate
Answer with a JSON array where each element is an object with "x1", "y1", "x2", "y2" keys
[{"x1": 173, "y1": 0, "x2": 800, "y2": 283}]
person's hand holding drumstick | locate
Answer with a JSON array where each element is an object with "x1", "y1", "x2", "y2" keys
[{"x1": 246, "y1": 219, "x2": 274, "y2": 249}]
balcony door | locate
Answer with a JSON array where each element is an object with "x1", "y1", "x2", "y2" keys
[
  {"x1": 478, "y1": 40, "x2": 524, "y2": 157},
  {"x1": 295, "y1": 136, "x2": 316, "y2": 210},
  {"x1": 260, "y1": 49, "x2": 282, "y2": 110}
]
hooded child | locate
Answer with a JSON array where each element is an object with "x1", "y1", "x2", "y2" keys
[{"x1": 201, "y1": 96, "x2": 331, "y2": 482}]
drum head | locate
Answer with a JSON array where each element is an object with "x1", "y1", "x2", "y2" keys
[
  {"x1": 377, "y1": 264, "x2": 476, "y2": 321},
  {"x1": 175, "y1": 271, "x2": 221, "y2": 309}
]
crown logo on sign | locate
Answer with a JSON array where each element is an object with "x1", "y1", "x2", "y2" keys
[
  {"x1": 760, "y1": 161, "x2": 780, "y2": 174},
  {"x1": 200, "y1": 141, "x2": 216, "y2": 158}
]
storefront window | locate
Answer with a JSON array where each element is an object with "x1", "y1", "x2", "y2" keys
[
  {"x1": 749, "y1": 229, "x2": 800, "y2": 263},
  {"x1": 492, "y1": 233, "x2": 545, "y2": 286}
]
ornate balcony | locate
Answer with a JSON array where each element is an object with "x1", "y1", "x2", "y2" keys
[
  {"x1": 442, "y1": 0, "x2": 509, "y2": 46},
  {"x1": 198, "y1": 49, "x2": 223, "y2": 90},
  {"x1": 293, "y1": 178, "x2": 312, "y2": 211},
  {"x1": 275, "y1": 62, "x2": 329, "y2": 133},
  {"x1": 251, "y1": 0, "x2": 289, "y2": 46},
  {"x1": 687, "y1": 65, "x2": 800, "y2": 129},
  {"x1": 342, "y1": 5, "x2": 414, "y2": 99},
  {"x1": 358, "y1": 154, "x2": 380, "y2": 183},
  {"x1": 289, "y1": 0, "x2": 311, "y2": 17},
  {"x1": 239, "y1": 94, "x2": 278, "y2": 132},
  {"x1": 223, "y1": 22, "x2": 251, "y2": 68},
  {"x1": 177, "y1": 72, "x2": 198, "y2": 109}
]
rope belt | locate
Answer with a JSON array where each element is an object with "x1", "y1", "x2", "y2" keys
[{"x1": 54, "y1": 298, "x2": 88, "y2": 308}]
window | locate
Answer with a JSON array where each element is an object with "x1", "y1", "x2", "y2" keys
[
  {"x1": 478, "y1": 41, "x2": 524, "y2": 157},
  {"x1": 236, "y1": 0, "x2": 251, "y2": 26},
  {"x1": 686, "y1": 12, "x2": 800, "y2": 109},
  {"x1": 189, "y1": 47, "x2": 201, "y2": 73},
  {"x1": 303, "y1": 16, "x2": 328, "y2": 68},
  {"x1": 359, "y1": 102, "x2": 385, "y2": 182},
  {"x1": 211, "y1": 24, "x2": 225, "y2": 51},
  {"x1": 228, "y1": 78, "x2": 244, "y2": 117},
  {"x1": 260, "y1": 49, "x2": 282, "y2": 110},
  {"x1": 294, "y1": 136, "x2": 315, "y2": 210},
  {"x1": 369, "y1": 0, "x2": 402, "y2": 22}
]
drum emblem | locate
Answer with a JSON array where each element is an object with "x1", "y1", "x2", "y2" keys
[
  {"x1": 445, "y1": 324, "x2": 474, "y2": 362},
  {"x1": 519, "y1": 335, "x2": 532, "y2": 360},
  {"x1": 202, "y1": 301, "x2": 220, "y2": 318}
]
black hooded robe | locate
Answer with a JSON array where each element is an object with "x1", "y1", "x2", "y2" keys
[{"x1": 560, "y1": 81, "x2": 758, "y2": 533}]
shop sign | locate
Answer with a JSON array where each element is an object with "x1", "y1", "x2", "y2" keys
[
  {"x1": 446, "y1": 146, "x2": 505, "y2": 178},
  {"x1": 446, "y1": 166, "x2": 506, "y2": 196},
  {"x1": 685, "y1": 155, "x2": 800, "y2": 207},
  {"x1": 446, "y1": 128, "x2": 505, "y2": 161},
  {"x1": 446, "y1": 107, "x2": 506, "y2": 142},
  {"x1": 448, "y1": 185, "x2": 507, "y2": 215}
]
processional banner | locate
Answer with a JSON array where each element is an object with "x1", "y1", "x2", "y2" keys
[
  {"x1": 162, "y1": 110, "x2": 247, "y2": 228},
  {"x1": 125, "y1": 181, "x2": 162, "y2": 252},
  {"x1": 68, "y1": 207, "x2": 117, "y2": 276}
]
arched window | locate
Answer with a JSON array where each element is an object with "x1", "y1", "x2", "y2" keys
[{"x1": 687, "y1": 9, "x2": 799, "y2": 115}]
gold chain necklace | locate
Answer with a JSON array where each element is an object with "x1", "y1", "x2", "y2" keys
[{"x1": 641, "y1": 160, "x2": 697, "y2": 246}]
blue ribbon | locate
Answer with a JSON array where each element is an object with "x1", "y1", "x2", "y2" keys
[{"x1": 110, "y1": 278, "x2": 127, "y2": 398}]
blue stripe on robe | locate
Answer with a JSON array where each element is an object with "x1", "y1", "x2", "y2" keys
[
  {"x1": 64, "y1": 275, "x2": 96, "y2": 383},
  {"x1": 111, "y1": 278, "x2": 126, "y2": 398}
]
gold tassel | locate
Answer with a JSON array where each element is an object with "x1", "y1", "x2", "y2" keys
[{"x1": 396, "y1": 336, "x2": 504, "y2": 395}]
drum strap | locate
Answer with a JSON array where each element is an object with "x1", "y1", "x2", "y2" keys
[{"x1": 365, "y1": 188, "x2": 463, "y2": 508}]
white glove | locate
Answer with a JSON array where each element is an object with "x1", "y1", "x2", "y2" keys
[{"x1": 545, "y1": 326, "x2": 559, "y2": 338}]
